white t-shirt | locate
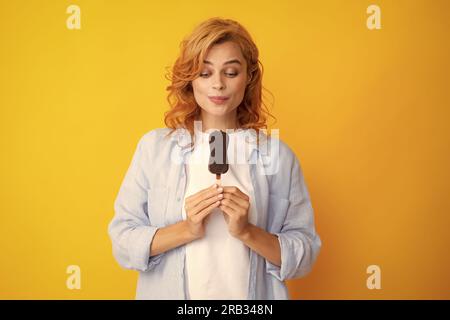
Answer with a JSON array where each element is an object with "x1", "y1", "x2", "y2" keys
[{"x1": 181, "y1": 129, "x2": 256, "y2": 300}]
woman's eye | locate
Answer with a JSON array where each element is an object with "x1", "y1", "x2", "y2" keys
[{"x1": 199, "y1": 71, "x2": 238, "y2": 78}]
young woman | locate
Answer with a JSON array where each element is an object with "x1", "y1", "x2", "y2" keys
[{"x1": 108, "y1": 17, "x2": 321, "y2": 300}]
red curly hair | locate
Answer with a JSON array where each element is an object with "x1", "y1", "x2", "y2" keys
[{"x1": 164, "y1": 17, "x2": 274, "y2": 137}]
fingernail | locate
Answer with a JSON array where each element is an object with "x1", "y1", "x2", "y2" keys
[
  {"x1": 213, "y1": 184, "x2": 218, "y2": 188},
  {"x1": 218, "y1": 194, "x2": 223, "y2": 199},
  {"x1": 217, "y1": 187, "x2": 223, "y2": 192}
]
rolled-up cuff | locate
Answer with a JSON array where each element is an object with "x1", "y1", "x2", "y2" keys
[
  {"x1": 265, "y1": 232, "x2": 305, "y2": 281},
  {"x1": 129, "y1": 225, "x2": 164, "y2": 272}
]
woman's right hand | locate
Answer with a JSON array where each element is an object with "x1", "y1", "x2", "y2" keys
[{"x1": 184, "y1": 184, "x2": 223, "y2": 239}]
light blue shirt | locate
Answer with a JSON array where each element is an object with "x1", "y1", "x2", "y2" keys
[{"x1": 108, "y1": 127, "x2": 321, "y2": 299}]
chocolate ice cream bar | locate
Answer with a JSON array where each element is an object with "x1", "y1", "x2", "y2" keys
[{"x1": 208, "y1": 130, "x2": 229, "y2": 180}]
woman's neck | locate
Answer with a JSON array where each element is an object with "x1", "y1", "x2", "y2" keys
[{"x1": 199, "y1": 110, "x2": 239, "y2": 132}]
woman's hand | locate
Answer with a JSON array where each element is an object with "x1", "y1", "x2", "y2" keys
[
  {"x1": 219, "y1": 186, "x2": 251, "y2": 239},
  {"x1": 184, "y1": 184, "x2": 223, "y2": 239}
]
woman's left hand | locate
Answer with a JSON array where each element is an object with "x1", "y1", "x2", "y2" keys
[{"x1": 219, "y1": 186, "x2": 251, "y2": 238}]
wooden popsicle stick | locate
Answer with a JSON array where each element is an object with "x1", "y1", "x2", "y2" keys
[{"x1": 216, "y1": 174, "x2": 221, "y2": 186}]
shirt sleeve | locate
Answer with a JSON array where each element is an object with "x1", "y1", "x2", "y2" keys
[
  {"x1": 266, "y1": 155, "x2": 322, "y2": 281},
  {"x1": 107, "y1": 134, "x2": 165, "y2": 272}
]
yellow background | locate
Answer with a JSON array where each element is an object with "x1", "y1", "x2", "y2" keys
[{"x1": 1, "y1": 0, "x2": 449, "y2": 299}]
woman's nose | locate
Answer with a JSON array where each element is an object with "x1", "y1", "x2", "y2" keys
[{"x1": 212, "y1": 75, "x2": 225, "y2": 90}]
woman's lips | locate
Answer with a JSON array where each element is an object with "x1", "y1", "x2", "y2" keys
[{"x1": 208, "y1": 96, "x2": 229, "y2": 105}]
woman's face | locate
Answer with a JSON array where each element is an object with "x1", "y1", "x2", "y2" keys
[{"x1": 191, "y1": 41, "x2": 249, "y2": 122}]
